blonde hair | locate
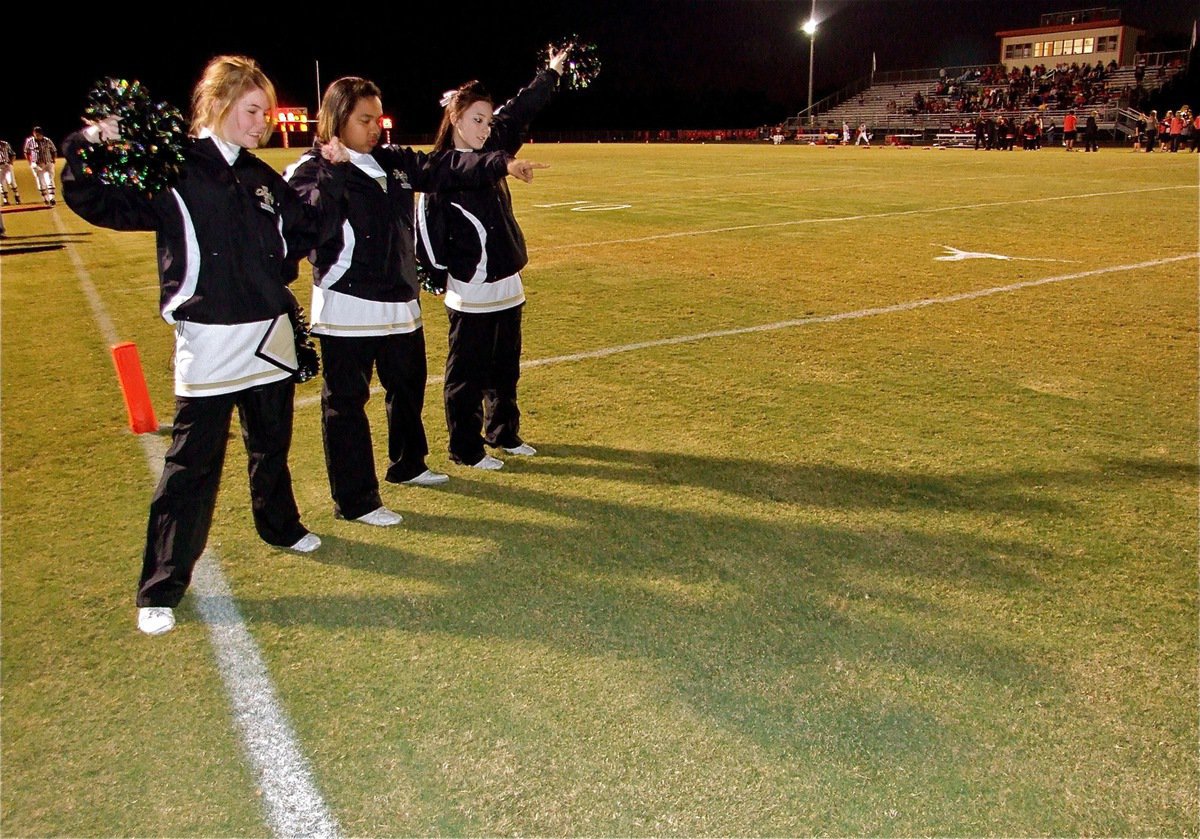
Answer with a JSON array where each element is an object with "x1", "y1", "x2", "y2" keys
[
  {"x1": 190, "y1": 55, "x2": 277, "y2": 144},
  {"x1": 317, "y1": 77, "x2": 381, "y2": 144}
]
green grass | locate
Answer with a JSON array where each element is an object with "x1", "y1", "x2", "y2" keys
[{"x1": 2, "y1": 143, "x2": 1197, "y2": 836}]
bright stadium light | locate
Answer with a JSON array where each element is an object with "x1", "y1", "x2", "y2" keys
[{"x1": 802, "y1": 0, "x2": 818, "y2": 125}]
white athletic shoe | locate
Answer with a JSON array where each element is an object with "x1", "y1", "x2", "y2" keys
[
  {"x1": 401, "y1": 469, "x2": 450, "y2": 487},
  {"x1": 471, "y1": 454, "x2": 505, "y2": 470},
  {"x1": 502, "y1": 443, "x2": 537, "y2": 456},
  {"x1": 354, "y1": 506, "x2": 404, "y2": 527},
  {"x1": 289, "y1": 533, "x2": 322, "y2": 552},
  {"x1": 138, "y1": 606, "x2": 176, "y2": 636}
]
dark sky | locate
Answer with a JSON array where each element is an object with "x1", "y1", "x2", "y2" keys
[{"x1": 7, "y1": 0, "x2": 1196, "y2": 144}]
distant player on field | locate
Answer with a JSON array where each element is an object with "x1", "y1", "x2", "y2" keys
[
  {"x1": 0, "y1": 138, "x2": 20, "y2": 204},
  {"x1": 23, "y1": 126, "x2": 56, "y2": 205}
]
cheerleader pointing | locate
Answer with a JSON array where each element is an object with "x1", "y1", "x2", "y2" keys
[
  {"x1": 417, "y1": 46, "x2": 568, "y2": 470},
  {"x1": 286, "y1": 77, "x2": 545, "y2": 527}
]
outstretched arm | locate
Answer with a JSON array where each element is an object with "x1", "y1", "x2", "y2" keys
[{"x1": 60, "y1": 117, "x2": 160, "y2": 231}]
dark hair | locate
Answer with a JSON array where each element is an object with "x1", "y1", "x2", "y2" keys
[
  {"x1": 318, "y1": 77, "x2": 382, "y2": 144},
  {"x1": 432, "y1": 80, "x2": 493, "y2": 152}
]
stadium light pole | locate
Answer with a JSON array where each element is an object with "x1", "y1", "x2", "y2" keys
[{"x1": 803, "y1": 3, "x2": 818, "y2": 126}]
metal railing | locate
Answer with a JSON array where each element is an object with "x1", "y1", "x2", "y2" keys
[
  {"x1": 1136, "y1": 50, "x2": 1188, "y2": 69},
  {"x1": 793, "y1": 74, "x2": 873, "y2": 126},
  {"x1": 871, "y1": 63, "x2": 1004, "y2": 85}
]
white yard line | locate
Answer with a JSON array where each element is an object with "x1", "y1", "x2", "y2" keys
[
  {"x1": 533, "y1": 184, "x2": 1196, "y2": 251},
  {"x1": 296, "y1": 252, "x2": 1197, "y2": 410},
  {"x1": 55, "y1": 211, "x2": 340, "y2": 839}
]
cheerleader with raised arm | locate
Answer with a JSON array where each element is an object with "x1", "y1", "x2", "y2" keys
[
  {"x1": 286, "y1": 77, "x2": 544, "y2": 526},
  {"x1": 416, "y1": 46, "x2": 568, "y2": 470},
  {"x1": 62, "y1": 55, "x2": 347, "y2": 636}
]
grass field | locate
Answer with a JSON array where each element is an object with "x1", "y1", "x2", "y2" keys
[{"x1": 2, "y1": 142, "x2": 1197, "y2": 836}]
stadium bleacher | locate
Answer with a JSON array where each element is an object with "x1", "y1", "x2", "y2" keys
[{"x1": 768, "y1": 41, "x2": 1187, "y2": 146}]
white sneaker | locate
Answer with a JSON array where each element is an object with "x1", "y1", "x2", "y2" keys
[
  {"x1": 502, "y1": 443, "x2": 537, "y2": 456},
  {"x1": 354, "y1": 506, "x2": 404, "y2": 527},
  {"x1": 138, "y1": 606, "x2": 176, "y2": 636},
  {"x1": 471, "y1": 454, "x2": 505, "y2": 470},
  {"x1": 401, "y1": 469, "x2": 450, "y2": 487},
  {"x1": 289, "y1": 533, "x2": 322, "y2": 552}
]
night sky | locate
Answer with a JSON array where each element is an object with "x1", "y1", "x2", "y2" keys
[{"x1": 6, "y1": 0, "x2": 1196, "y2": 145}]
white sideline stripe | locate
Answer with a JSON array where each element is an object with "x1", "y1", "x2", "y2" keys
[
  {"x1": 514, "y1": 254, "x2": 1200, "y2": 369},
  {"x1": 534, "y1": 184, "x2": 1197, "y2": 251},
  {"x1": 54, "y1": 212, "x2": 340, "y2": 839},
  {"x1": 294, "y1": 252, "x2": 1198, "y2": 410}
]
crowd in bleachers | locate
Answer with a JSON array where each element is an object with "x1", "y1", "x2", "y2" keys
[{"x1": 902, "y1": 61, "x2": 1122, "y2": 116}]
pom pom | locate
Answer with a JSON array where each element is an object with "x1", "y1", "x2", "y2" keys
[
  {"x1": 543, "y1": 37, "x2": 602, "y2": 90},
  {"x1": 416, "y1": 259, "x2": 446, "y2": 296},
  {"x1": 77, "y1": 78, "x2": 186, "y2": 197},
  {"x1": 284, "y1": 288, "x2": 321, "y2": 383}
]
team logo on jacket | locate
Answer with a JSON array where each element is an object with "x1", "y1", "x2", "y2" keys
[
  {"x1": 255, "y1": 185, "x2": 276, "y2": 214},
  {"x1": 394, "y1": 171, "x2": 411, "y2": 189}
]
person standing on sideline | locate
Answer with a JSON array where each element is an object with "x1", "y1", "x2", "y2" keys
[
  {"x1": 1144, "y1": 110, "x2": 1158, "y2": 152},
  {"x1": 286, "y1": 77, "x2": 542, "y2": 526},
  {"x1": 416, "y1": 46, "x2": 568, "y2": 470},
  {"x1": 855, "y1": 122, "x2": 870, "y2": 146},
  {"x1": 1062, "y1": 110, "x2": 1077, "y2": 151},
  {"x1": 23, "y1": 126, "x2": 56, "y2": 205},
  {"x1": 1168, "y1": 110, "x2": 1185, "y2": 152},
  {"x1": 1083, "y1": 110, "x2": 1099, "y2": 152},
  {"x1": 62, "y1": 55, "x2": 347, "y2": 636},
  {"x1": 0, "y1": 139, "x2": 20, "y2": 204}
]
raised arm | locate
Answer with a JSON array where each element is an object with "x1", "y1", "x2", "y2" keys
[
  {"x1": 274, "y1": 149, "x2": 348, "y2": 259},
  {"x1": 60, "y1": 121, "x2": 160, "y2": 232},
  {"x1": 486, "y1": 47, "x2": 568, "y2": 155},
  {"x1": 383, "y1": 145, "x2": 514, "y2": 193}
]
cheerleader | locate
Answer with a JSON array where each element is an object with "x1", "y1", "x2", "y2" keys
[
  {"x1": 286, "y1": 77, "x2": 543, "y2": 526},
  {"x1": 416, "y1": 47, "x2": 568, "y2": 470},
  {"x1": 62, "y1": 55, "x2": 347, "y2": 635}
]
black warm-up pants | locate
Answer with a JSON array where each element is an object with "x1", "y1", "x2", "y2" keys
[
  {"x1": 138, "y1": 378, "x2": 306, "y2": 607},
  {"x1": 444, "y1": 305, "x2": 524, "y2": 466},
  {"x1": 318, "y1": 331, "x2": 430, "y2": 519}
]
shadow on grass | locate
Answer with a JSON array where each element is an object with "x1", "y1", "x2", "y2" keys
[
  {"x1": 230, "y1": 442, "x2": 1132, "y2": 765},
  {"x1": 1, "y1": 231, "x2": 94, "y2": 256}
]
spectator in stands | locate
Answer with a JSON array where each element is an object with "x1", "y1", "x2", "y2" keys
[
  {"x1": 1083, "y1": 110, "x2": 1099, "y2": 152},
  {"x1": 1063, "y1": 110, "x2": 1077, "y2": 151}
]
